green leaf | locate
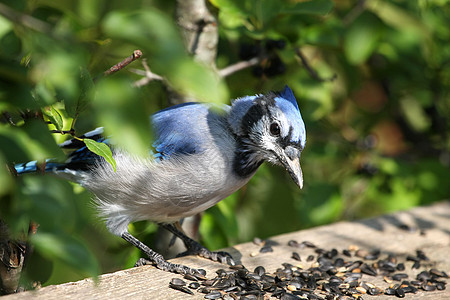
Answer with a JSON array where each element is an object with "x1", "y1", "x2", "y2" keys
[
  {"x1": 31, "y1": 232, "x2": 99, "y2": 278},
  {"x1": 209, "y1": 0, "x2": 247, "y2": 25},
  {"x1": 83, "y1": 138, "x2": 116, "y2": 172},
  {"x1": 102, "y1": 10, "x2": 185, "y2": 67},
  {"x1": 0, "y1": 58, "x2": 35, "y2": 110},
  {"x1": 36, "y1": 52, "x2": 79, "y2": 101},
  {"x1": 0, "y1": 120, "x2": 64, "y2": 162},
  {"x1": 92, "y1": 77, "x2": 151, "y2": 158},
  {"x1": 400, "y1": 96, "x2": 431, "y2": 132},
  {"x1": 168, "y1": 59, "x2": 229, "y2": 104},
  {"x1": 302, "y1": 23, "x2": 340, "y2": 47},
  {"x1": 65, "y1": 67, "x2": 94, "y2": 118},
  {"x1": 77, "y1": 67, "x2": 95, "y2": 114},
  {"x1": 281, "y1": 0, "x2": 334, "y2": 16},
  {"x1": 77, "y1": 0, "x2": 104, "y2": 26},
  {"x1": 0, "y1": 15, "x2": 13, "y2": 39},
  {"x1": 367, "y1": 0, "x2": 430, "y2": 38},
  {"x1": 43, "y1": 105, "x2": 64, "y2": 131},
  {"x1": 344, "y1": 12, "x2": 383, "y2": 64},
  {"x1": 16, "y1": 176, "x2": 78, "y2": 232},
  {"x1": 34, "y1": 80, "x2": 57, "y2": 106},
  {"x1": 102, "y1": 10, "x2": 229, "y2": 103}
]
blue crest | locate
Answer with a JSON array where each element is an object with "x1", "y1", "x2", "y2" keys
[
  {"x1": 277, "y1": 85, "x2": 299, "y2": 111},
  {"x1": 274, "y1": 85, "x2": 306, "y2": 148}
]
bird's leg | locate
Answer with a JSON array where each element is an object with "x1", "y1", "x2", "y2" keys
[
  {"x1": 161, "y1": 223, "x2": 235, "y2": 265},
  {"x1": 167, "y1": 219, "x2": 185, "y2": 248},
  {"x1": 121, "y1": 231, "x2": 206, "y2": 278}
]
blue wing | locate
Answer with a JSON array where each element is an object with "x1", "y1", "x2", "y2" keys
[
  {"x1": 63, "y1": 103, "x2": 218, "y2": 164},
  {"x1": 15, "y1": 102, "x2": 225, "y2": 174},
  {"x1": 151, "y1": 102, "x2": 220, "y2": 160}
]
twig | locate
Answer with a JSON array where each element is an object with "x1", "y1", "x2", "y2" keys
[
  {"x1": 7, "y1": 163, "x2": 18, "y2": 177},
  {"x1": 0, "y1": 3, "x2": 53, "y2": 35},
  {"x1": 342, "y1": 0, "x2": 367, "y2": 26},
  {"x1": 218, "y1": 57, "x2": 261, "y2": 78},
  {"x1": 22, "y1": 221, "x2": 38, "y2": 271},
  {"x1": 102, "y1": 50, "x2": 143, "y2": 77},
  {"x1": 132, "y1": 59, "x2": 164, "y2": 87},
  {"x1": 93, "y1": 50, "x2": 143, "y2": 83},
  {"x1": 1, "y1": 112, "x2": 16, "y2": 126},
  {"x1": 50, "y1": 130, "x2": 76, "y2": 135},
  {"x1": 295, "y1": 48, "x2": 337, "y2": 82}
]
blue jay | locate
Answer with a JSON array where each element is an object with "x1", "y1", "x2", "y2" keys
[{"x1": 14, "y1": 86, "x2": 306, "y2": 277}]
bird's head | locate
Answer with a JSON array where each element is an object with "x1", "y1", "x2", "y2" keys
[{"x1": 229, "y1": 86, "x2": 306, "y2": 188}]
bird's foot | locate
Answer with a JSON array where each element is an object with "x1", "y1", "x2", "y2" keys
[
  {"x1": 178, "y1": 245, "x2": 235, "y2": 266},
  {"x1": 199, "y1": 249, "x2": 236, "y2": 266},
  {"x1": 160, "y1": 223, "x2": 236, "y2": 266},
  {"x1": 122, "y1": 231, "x2": 206, "y2": 278},
  {"x1": 135, "y1": 257, "x2": 206, "y2": 279}
]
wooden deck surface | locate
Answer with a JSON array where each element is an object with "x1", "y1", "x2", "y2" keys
[{"x1": 3, "y1": 201, "x2": 449, "y2": 299}]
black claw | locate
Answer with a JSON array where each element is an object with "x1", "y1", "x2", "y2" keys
[
  {"x1": 135, "y1": 258, "x2": 152, "y2": 267},
  {"x1": 123, "y1": 231, "x2": 205, "y2": 276},
  {"x1": 218, "y1": 251, "x2": 232, "y2": 258},
  {"x1": 159, "y1": 224, "x2": 236, "y2": 267},
  {"x1": 212, "y1": 251, "x2": 234, "y2": 265}
]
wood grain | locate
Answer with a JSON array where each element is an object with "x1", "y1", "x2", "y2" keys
[{"x1": 3, "y1": 201, "x2": 449, "y2": 300}]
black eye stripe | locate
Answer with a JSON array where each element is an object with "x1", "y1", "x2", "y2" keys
[
  {"x1": 240, "y1": 93, "x2": 303, "y2": 151},
  {"x1": 276, "y1": 126, "x2": 303, "y2": 150},
  {"x1": 240, "y1": 93, "x2": 276, "y2": 135},
  {"x1": 286, "y1": 126, "x2": 293, "y2": 141}
]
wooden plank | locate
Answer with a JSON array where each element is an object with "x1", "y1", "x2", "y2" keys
[{"x1": 3, "y1": 201, "x2": 449, "y2": 299}]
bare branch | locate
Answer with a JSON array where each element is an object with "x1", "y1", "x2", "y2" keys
[
  {"x1": 93, "y1": 50, "x2": 143, "y2": 83},
  {"x1": 295, "y1": 48, "x2": 337, "y2": 82},
  {"x1": 342, "y1": 0, "x2": 367, "y2": 26},
  {"x1": 132, "y1": 59, "x2": 164, "y2": 87},
  {"x1": 102, "y1": 50, "x2": 143, "y2": 77},
  {"x1": 218, "y1": 57, "x2": 261, "y2": 78},
  {"x1": 176, "y1": 0, "x2": 218, "y2": 65},
  {"x1": 1, "y1": 112, "x2": 16, "y2": 126},
  {"x1": 50, "y1": 130, "x2": 76, "y2": 135},
  {"x1": 0, "y1": 3, "x2": 52, "y2": 35}
]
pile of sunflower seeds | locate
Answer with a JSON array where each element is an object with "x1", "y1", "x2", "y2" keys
[{"x1": 169, "y1": 239, "x2": 448, "y2": 299}]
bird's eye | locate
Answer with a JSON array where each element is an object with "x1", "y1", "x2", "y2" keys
[{"x1": 269, "y1": 122, "x2": 280, "y2": 136}]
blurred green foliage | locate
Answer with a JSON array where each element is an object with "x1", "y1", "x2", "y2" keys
[{"x1": 0, "y1": 0, "x2": 449, "y2": 287}]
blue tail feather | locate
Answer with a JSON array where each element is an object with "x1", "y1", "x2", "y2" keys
[{"x1": 14, "y1": 160, "x2": 66, "y2": 175}]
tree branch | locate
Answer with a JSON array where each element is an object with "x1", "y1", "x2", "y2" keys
[
  {"x1": 1, "y1": 112, "x2": 15, "y2": 126},
  {"x1": 342, "y1": 0, "x2": 367, "y2": 26},
  {"x1": 98, "y1": 50, "x2": 143, "y2": 80},
  {"x1": 49, "y1": 130, "x2": 76, "y2": 135},
  {"x1": 295, "y1": 48, "x2": 337, "y2": 82},
  {"x1": 0, "y1": 3, "x2": 52, "y2": 35},
  {"x1": 176, "y1": 0, "x2": 218, "y2": 66},
  {"x1": 132, "y1": 59, "x2": 164, "y2": 87},
  {"x1": 218, "y1": 57, "x2": 261, "y2": 78}
]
